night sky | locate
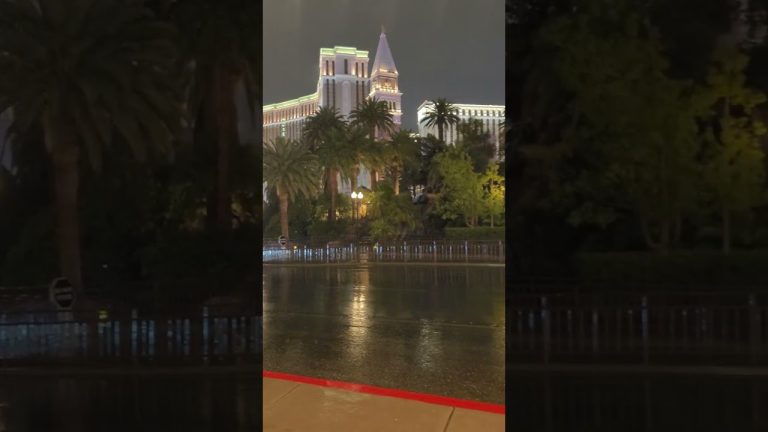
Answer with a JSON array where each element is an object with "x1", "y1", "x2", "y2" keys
[{"x1": 263, "y1": 0, "x2": 505, "y2": 131}]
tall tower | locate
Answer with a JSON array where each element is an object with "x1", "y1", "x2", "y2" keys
[
  {"x1": 317, "y1": 46, "x2": 370, "y2": 118},
  {"x1": 369, "y1": 27, "x2": 402, "y2": 139}
]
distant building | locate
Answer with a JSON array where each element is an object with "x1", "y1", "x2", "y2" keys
[
  {"x1": 263, "y1": 29, "x2": 401, "y2": 191},
  {"x1": 416, "y1": 101, "x2": 504, "y2": 158},
  {"x1": 262, "y1": 28, "x2": 506, "y2": 200}
]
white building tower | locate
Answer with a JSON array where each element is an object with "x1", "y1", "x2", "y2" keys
[
  {"x1": 369, "y1": 27, "x2": 402, "y2": 139},
  {"x1": 317, "y1": 46, "x2": 370, "y2": 117}
]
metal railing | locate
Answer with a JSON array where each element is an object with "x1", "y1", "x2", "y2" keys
[
  {"x1": 263, "y1": 240, "x2": 505, "y2": 264},
  {"x1": 509, "y1": 294, "x2": 768, "y2": 365},
  {"x1": 0, "y1": 306, "x2": 260, "y2": 366}
]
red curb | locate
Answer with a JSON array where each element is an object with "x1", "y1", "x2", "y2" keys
[{"x1": 263, "y1": 369, "x2": 505, "y2": 415}]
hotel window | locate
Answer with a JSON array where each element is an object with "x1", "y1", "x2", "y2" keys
[
  {"x1": 344, "y1": 59, "x2": 348, "y2": 74},
  {"x1": 332, "y1": 61, "x2": 335, "y2": 75},
  {"x1": 355, "y1": 63, "x2": 358, "y2": 76},
  {"x1": 325, "y1": 60, "x2": 329, "y2": 75}
]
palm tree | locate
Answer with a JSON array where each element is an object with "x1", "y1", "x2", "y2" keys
[
  {"x1": 419, "y1": 98, "x2": 460, "y2": 143},
  {"x1": 263, "y1": 138, "x2": 320, "y2": 242},
  {"x1": 303, "y1": 107, "x2": 350, "y2": 222},
  {"x1": 349, "y1": 97, "x2": 395, "y2": 190},
  {"x1": 314, "y1": 127, "x2": 356, "y2": 223},
  {"x1": 169, "y1": 0, "x2": 260, "y2": 233},
  {"x1": 384, "y1": 130, "x2": 419, "y2": 195},
  {"x1": 345, "y1": 125, "x2": 371, "y2": 190},
  {"x1": 303, "y1": 106, "x2": 345, "y2": 151},
  {"x1": 0, "y1": 0, "x2": 181, "y2": 294}
]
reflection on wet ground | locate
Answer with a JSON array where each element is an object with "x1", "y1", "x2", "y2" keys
[
  {"x1": 262, "y1": 264, "x2": 505, "y2": 404},
  {"x1": 0, "y1": 372, "x2": 260, "y2": 432},
  {"x1": 509, "y1": 371, "x2": 768, "y2": 431}
]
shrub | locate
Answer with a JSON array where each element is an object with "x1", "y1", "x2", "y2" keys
[
  {"x1": 445, "y1": 226, "x2": 505, "y2": 240},
  {"x1": 575, "y1": 249, "x2": 768, "y2": 290}
]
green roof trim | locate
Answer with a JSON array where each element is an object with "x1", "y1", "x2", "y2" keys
[
  {"x1": 263, "y1": 93, "x2": 318, "y2": 110},
  {"x1": 320, "y1": 46, "x2": 368, "y2": 58}
]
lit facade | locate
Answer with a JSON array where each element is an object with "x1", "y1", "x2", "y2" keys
[
  {"x1": 263, "y1": 30, "x2": 401, "y2": 191},
  {"x1": 416, "y1": 101, "x2": 505, "y2": 157}
]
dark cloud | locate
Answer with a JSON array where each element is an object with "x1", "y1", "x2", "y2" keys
[{"x1": 263, "y1": 0, "x2": 505, "y2": 130}]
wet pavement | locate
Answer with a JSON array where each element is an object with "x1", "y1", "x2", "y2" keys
[
  {"x1": 262, "y1": 264, "x2": 505, "y2": 404},
  {"x1": 0, "y1": 372, "x2": 260, "y2": 431}
]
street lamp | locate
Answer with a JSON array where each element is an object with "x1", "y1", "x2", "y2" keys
[{"x1": 351, "y1": 191, "x2": 363, "y2": 220}]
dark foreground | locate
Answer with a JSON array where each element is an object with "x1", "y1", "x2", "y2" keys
[
  {"x1": 509, "y1": 369, "x2": 768, "y2": 431},
  {"x1": 262, "y1": 263, "x2": 505, "y2": 404},
  {"x1": 0, "y1": 372, "x2": 260, "y2": 432}
]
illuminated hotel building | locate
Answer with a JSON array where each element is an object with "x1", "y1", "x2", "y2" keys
[
  {"x1": 416, "y1": 101, "x2": 505, "y2": 157},
  {"x1": 263, "y1": 29, "x2": 401, "y2": 190}
]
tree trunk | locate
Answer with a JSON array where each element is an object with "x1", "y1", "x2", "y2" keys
[
  {"x1": 278, "y1": 187, "x2": 289, "y2": 242},
  {"x1": 438, "y1": 123, "x2": 444, "y2": 143},
  {"x1": 722, "y1": 206, "x2": 731, "y2": 255},
  {"x1": 328, "y1": 168, "x2": 337, "y2": 222},
  {"x1": 350, "y1": 165, "x2": 359, "y2": 191},
  {"x1": 392, "y1": 166, "x2": 400, "y2": 195},
  {"x1": 214, "y1": 66, "x2": 236, "y2": 232},
  {"x1": 193, "y1": 93, "x2": 217, "y2": 233},
  {"x1": 370, "y1": 169, "x2": 378, "y2": 191},
  {"x1": 48, "y1": 122, "x2": 83, "y2": 295},
  {"x1": 369, "y1": 126, "x2": 378, "y2": 191}
]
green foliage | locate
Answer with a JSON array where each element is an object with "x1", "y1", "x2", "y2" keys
[
  {"x1": 481, "y1": 163, "x2": 505, "y2": 226},
  {"x1": 307, "y1": 219, "x2": 351, "y2": 242},
  {"x1": 0, "y1": 0, "x2": 182, "y2": 171},
  {"x1": 433, "y1": 147, "x2": 485, "y2": 226},
  {"x1": 367, "y1": 183, "x2": 420, "y2": 241},
  {"x1": 575, "y1": 250, "x2": 768, "y2": 288},
  {"x1": 419, "y1": 98, "x2": 460, "y2": 142},
  {"x1": 312, "y1": 192, "x2": 353, "y2": 222},
  {"x1": 445, "y1": 227, "x2": 505, "y2": 240},
  {"x1": 313, "y1": 127, "x2": 358, "y2": 187},
  {"x1": 456, "y1": 119, "x2": 497, "y2": 173},
  {"x1": 263, "y1": 137, "x2": 321, "y2": 202},
  {"x1": 141, "y1": 224, "x2": 260, "y2": 288},
  {"x1": 349, "y1": 97, "x2": 396, "y2": 140},
  {"x1": 383, "y1": 129, "x2": 420, "y2": 193},
  {"x1": 264, "y1": 137, "x2": 321, "y2": 239},
  {"x1": 698, "y1": 46, "x2": 768, "y2": 252},
  {"x1": 303, "y1": 106, "x2": 346, "y2": 151},
  {"x1": 538, "y1": 0, "x2": 702, "y2": 251}
]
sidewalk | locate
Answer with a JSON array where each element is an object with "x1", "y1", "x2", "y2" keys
[{"x1": 263, "y1": 372, "x2": 505, "y2": 432}]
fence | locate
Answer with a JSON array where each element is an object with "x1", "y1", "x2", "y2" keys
[
  {"x1": 0, "y1": 306, "x2": 260, "y2": 366},
  {"x1": 509, "y1": 293, "x2": 768, "y2": 365},
  {"x1": 263, "y1": 240, "x2": 505, "y2": 264}
]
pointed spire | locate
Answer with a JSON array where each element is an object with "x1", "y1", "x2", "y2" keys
[
  {"x1": 381, "y1": 24, "x2": 386, "y2": 34},
  {"x1": 371, "y1": 29, "x2": 397, "y2": 76}
]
